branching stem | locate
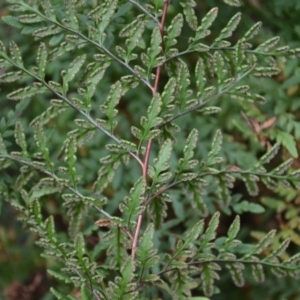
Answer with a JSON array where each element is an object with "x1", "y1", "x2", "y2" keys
[{"x1": 131, "y1": 0, "x2": 170, "y2": 260}]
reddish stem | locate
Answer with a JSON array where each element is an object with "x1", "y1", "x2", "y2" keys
[{"x1": 131, "y1": 0, "x2": 170, "y2": 260}]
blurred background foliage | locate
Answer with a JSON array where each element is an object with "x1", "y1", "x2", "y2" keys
[{"x1": 1, "y1": 0, "x2": 300, "y2": 299}]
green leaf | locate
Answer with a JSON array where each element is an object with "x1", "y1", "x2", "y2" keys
[
  {"x1": 227, "y1": 215, "x2": 240, "y2": 240},
  {"x1": 276, "y1": 131, "x2": 298, "y2": 158},
  {"x1": 120, "y1": 256, "x2": 135, "y2": 286},
  {"x1": 265, "y1": 238, "x2": 290, "y2": 262},
  {"x1": 165, "y1": 13, "x2": 184, "y2": 50},
  {"x1": 62, "y1": 54, "x2": 86, "y2": 92},
  {"x1": 30, "y1": 100, "x2": 68, "y2": 127},
  {"x1": 31, "y1": 199, "x2": 43, "y2": 224},
  {"x1": 176, "y1": 219, "x2": 204, "y2": 255},
  {"x1": 36, "y1": 42, "x2": 48, "y2": 79},
  {"x1": 242, "y1": 22, "x2": 262, "y2": 41},
  {"x1": 242, "y1": 174, "x2": 259, "y2": 196},
  {"x1": 215, "y1": 12, "x2": 241, "y2": 42},
  {"x1": 255, "y1": 36, "x2": 280, "y2": 53},
  {"x1": 195, "y1": 7, "x2": 218, "y2": 40},
  {"x1": 207, "y1": 130, "x2": 222, "y2": 161},
  {"x1": 7, "y1": 83, "x2": 48, "y2": 100},
  {"x1": 120, "y1": 15, "x2": 145, "y2": 57},
  {"x1": 181, "y1": 1, "x2": 198, "y2": 30},
  {"x1": 33, "y1": 25, "x2": 63, "y2": 38},
  {"x1": 161, "y1": 77, "x2": 177, "y2": 110},
  {"x1": 251, "y1": 263, "x2": 265, "y2": 283},
  {"x1": 121, "y1": 176, "x2": 146, "y2": 224},
  {"x1": 258, "y1": 143, "x2": 280, "y2": 165},
  {"x1": 145, "y1": 26, "x2": 162, "y2": 70},
  {"x1": 148, "y1": 196, "x2": 168, "y2": 228},
  {"x1": 99, "y1": 81, "x2": 123, "y2": 132},
  {"x1": 137, "y1": 223, "x2": 159, "y2": 270},
  {"x1": 45, "y1": 215, "x2": 56, "y2": 241},
  {"x1": 233, "y1": 201, "x2": 265, "y2": 214},
  {"x1": 33, "y1": 125, "x2": 50, "y2": 165},
  {"x1": 18, "y1": 13, "x2": 43, "y2": 23},
  {"x1": 250, "y1": 230, "x2": 276, "y2": 255},
  {"x1": 65, "y1": 0, "x2": 79, "y2": 30},
  {"x1": 67, "y1": 201, "x2": 87, "y2": 238},
  {"x1": 0, "y1": 71, "x2": 23, "y2": 82},
  {"x1": 81, "y1": 61, "x2": 111, "y2": 100},
  {"x1": 47, "y1": 270, "x2": 72, "y2": 284},
  {"x1": 0, "y1": 134, "x2": 7, "y2": 154},
  {"x1": 50, "y1": 288, "x2": 67, "y2": 300},
  {"x1": 40, "y1": 0, "x2": 56, "y2": 20},
  {"x1": 195, "y1": 58, "x2": 207, "y2": 94},
  {"x1": 14, "y1": 121, "x2": 28, "y2": 155},
  {"x1": 153, "y1": 139, "x2": 172, "y2": 178},
  {"x1": 64, "y1": 136, "x2": 77, "y2": 183},
  {"x1": 201, "y1": 263, "x2": 220, "y2": 296},
  {"x1": 254, "y1": 67, "x2": 279, "y2": 77},
  {"x1": 75, "y1": 232, "x2": 85, "y2": 259},
  {"x1": 191, "y1": 192, "x2": 208, "y2": 217},
  {"x1": 197, "y1": 106, "x2": 221, "y2": 115},
  {"x1": 184, "y1": 128, "x2": 198, "y2": 161},
  {"x1": 99, "y1": 0, "x2": 118, "y2": 38},
  {"x1": 2, "y1": 15, "x2": 24, "y2": 29},
  {"x1": 226, "y1": 262, "x2": 244, "y2": 287},
  {"x1": 9, "y1": 41, "x2": 23, "y2": 66},
  {"x1": 271, "y1": 158, "x2": 293, "y2": 175},
  {"x1": 200, "y1": 212, "x2": 220, "y2": 250},
  {"x1": 80, "y1": 285, "x2": 93, "y2": 300},
  {"x1": 223, "y1": 0, "x2": 242, "y2": 6}
]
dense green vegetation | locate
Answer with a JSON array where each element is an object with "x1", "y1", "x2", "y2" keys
[{"x1": 1, "y1": 0, "x2": 300, "y2": 299}]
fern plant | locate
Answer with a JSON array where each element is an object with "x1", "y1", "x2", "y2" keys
[{"x1": 1, "y1": 0, "x2": 300, "y2": 299}]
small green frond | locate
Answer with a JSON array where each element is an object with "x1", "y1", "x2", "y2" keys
[
  {"x1": 7, "y1": 83, "x2": 48, "y2": 100},
  {"x1": 207, "y1": 130, "x2": 222, "y2": 163},
  {"x1": 227, "y1": 215, "x2": 240, "y2": 240},
  {"x1": 255, "y1": 36, "x2": 280, "y2": 53},
  {"x1": 80, "y1": 285, "x2": 93, "y2": 300},
  {"x1": 18, "y1": 13, "x2": 43, "y2": 24},
  {"x1": 47, "y1": 270, "x2": 72, "y2": 284},
  {"x1": 251, "y1": 263, "x2": 265, "y2": 282},
  {"x1": 222, "y1": 0, "x2": 242, "y2": 7},
  {"x1": 226, "y1": 262, "x2": 245, "y2": 287},
  {"x1": 181, "y1": 1, "x2": 198, "y2": 30},
  {"x1": 242, "y1": 22, "x2": 262, "y2": 41},
  {"x1": 2, "y1": 15, "x2": 24, "y2": 29},
  {"x1": 45, "y1": 215, "x2": 56, "y2": 242},
  {"x1": 50, "y1": 287, "x2": 67, "y2": 300},
  {"x1": 41, "y1": 0, "x2": 57, "y2": 21},
  {"x1": 199, "y1": 212, "x2": 220, "y2": 250},
  {"x1": 200, "y1": 263, "x2": 221, "y2": 296},
  {"x1": 64, "y1": 0, "x2": 79, "y2": 30},
  {"x1": 33, "y1": 26, "x2": 63, "y2": 38},
  {"x1": 258, "y1": 143, "x2": 280, "y2": 165},
  {"x1": 14, "y1": 121, "x2": 28, "y2": 155},
  {"x1": 195, "y1": 7, "x2": 218, "y2": 41},
  {"x1": 9, "y1": 41, "x2": 23, "y2": 66},
  {"x1": 153, "y1": 139, "x2": 172, "y2": 181},
  {"x1": 148, "y1": 195, "x2": 168, "y2": 228},
  {"x1": 62, "y1": 54, "x2": 86, "y2": 92},
  {"x1": 121, "y1": 176, "x2": 146, "y2": 224},
  {"x1": 215, "y1": 12, "x2": 242, "y2": 42},
  {"x1": 0, "y1": 71, "x2": 23, "y2": 82},
  {"x1": 249, "y1": 230, "x2": 277, "y2": 256},
  {"x1": 75, "y1": 232, "x2": 85, "y2": 259},
  {"x1": 137, "y1": 223, "x2": 159, "y2": 271},
  {"x1": 165, "y1": 13, "x2": 184, "y2": 51}
]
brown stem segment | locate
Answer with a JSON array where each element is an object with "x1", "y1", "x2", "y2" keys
[{"x1": 131, "y1": 0, "x2": 170, "y2": 260}]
